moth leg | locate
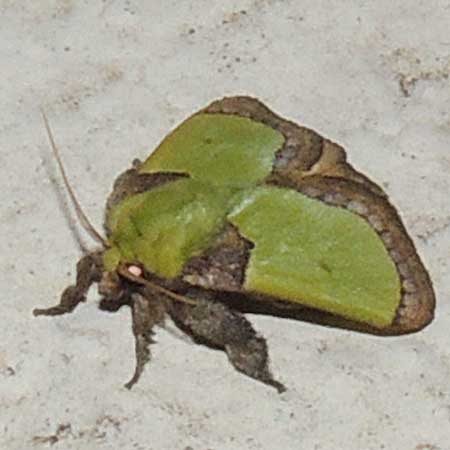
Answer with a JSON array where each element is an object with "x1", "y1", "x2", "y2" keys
[
  {"x1": 33, "y1": 251, "x2": 103, "y2": 316},
  {"x1": 169, "y1": 299, "x2": 286, "y2": 393},
  {"x1": 125, "y1": 292, "x2": 165, "y2": 389}
]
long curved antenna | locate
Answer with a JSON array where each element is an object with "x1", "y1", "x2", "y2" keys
[{"x1": 41, "y1": 108, "x2": 108, "y2": 248}]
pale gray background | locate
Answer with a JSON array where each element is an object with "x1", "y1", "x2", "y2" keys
[{"x1": 1, "y1": 1, "x2": 449, "y2": 449}]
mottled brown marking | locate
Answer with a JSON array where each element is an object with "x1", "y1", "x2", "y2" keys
[
  {"x1": 168, "y1": 298, "x2": 285, "y2": 392},
  {"x1": 182, "y1": 225, "x2": 253, "y2": 291}
]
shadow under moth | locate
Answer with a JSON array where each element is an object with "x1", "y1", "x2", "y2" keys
[{"x1": 35, "y1": 96, "x2": 435, "y2": 392}]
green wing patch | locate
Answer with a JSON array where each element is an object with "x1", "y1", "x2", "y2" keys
[
  {"x1": 229, "y1": 186, "x2": 401, "y2": 328},
  {"x1": 140, "y1": 113, "x2": 284, "y2": 188},
  {"x1": 105, "y1": 179, "x2": 232, "y2": 278},
  {"x1": 105, "y1": 113, "x2": 285, "y2": 278}
]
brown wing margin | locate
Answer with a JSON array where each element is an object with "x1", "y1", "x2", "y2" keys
[
  {"x1": 199, "y1": 96, "x2": 435, "y2": 334},
  {"x1": 267, "y1": 174, "x2": 435, "y2": 334},
  {"x1": 202, "y1": 96, "x2": 387, "y2": 198}
]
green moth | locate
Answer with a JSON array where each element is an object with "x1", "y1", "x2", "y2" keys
[{"x1": 35, "y1": 97, "x2": 435, "y2": 392}]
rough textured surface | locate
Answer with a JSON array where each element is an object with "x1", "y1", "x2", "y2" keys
[{"x1": 1, "y1": 2, "x2": 450, "y2": 450}]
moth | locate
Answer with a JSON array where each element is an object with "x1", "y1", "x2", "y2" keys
[{"x1": 35, "y1": 96, "x2": 435, "y2": 392}]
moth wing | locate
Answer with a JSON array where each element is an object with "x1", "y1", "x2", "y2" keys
[{"x1": 183, "y1": 97, "x2": 435, "y2": 334}]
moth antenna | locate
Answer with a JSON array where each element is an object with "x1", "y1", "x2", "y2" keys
[
  {"x1": 118, "y1": 265, "x2": 198, "y2": 306},
  {"x1": 40, "y1": 108, "x2": 108, "y2": 248}
]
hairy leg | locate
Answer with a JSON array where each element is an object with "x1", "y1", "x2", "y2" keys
[
  {"x1": 33, "y1": 251, "x2": 103, "y2": 316},
  {"x1": 169, "y1": 299, "x2": 285, "y2": 393},
  {"x1": 125, "y1": 292, "x2": 166, "y2": 389}
]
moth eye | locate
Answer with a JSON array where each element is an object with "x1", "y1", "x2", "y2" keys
[{"x1": 127, "y1": 265, "x2": 143, "y2": 277}]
